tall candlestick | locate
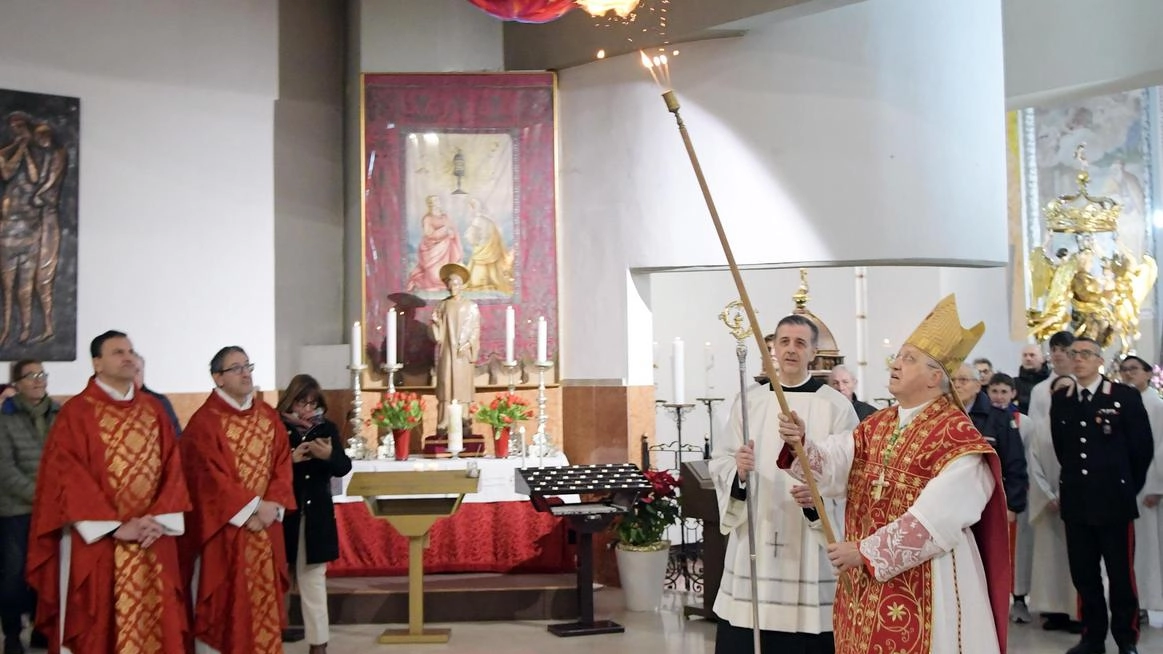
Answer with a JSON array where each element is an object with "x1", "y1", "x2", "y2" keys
[
  {"x1": 448, "y1": 400, "x2": 463, "y2": 455},
  {"x1": 505, "y1": 306, "x2": 515, "y2": 362},
  {"x1": 672, "y1": 337, "x2": 685, "y2": 404},
  {"x1": 387, "y1": 308, "x2": 398, "y2": 368},
  {"x1": 350, "y1": 321, "x2": 361, "y2": 367},
  {"x1": 536, "y1": 316, "x2": 548, "y2": 363}
]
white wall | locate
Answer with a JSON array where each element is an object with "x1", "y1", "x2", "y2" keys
[
  {"x1": 0, "y1": 0, "x2": 280, "y2": 393},
  {"x1": 558, "y1": 0, "x2": 1007, "y2": 382},
  {"x1": 650, "y1": 266, "x2": 1026, "y2": 444},
  {"x1": 1004, "y1": 0, "x2": 1163, "y2": 109}
]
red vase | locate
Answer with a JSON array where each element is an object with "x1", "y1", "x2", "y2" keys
[
  {"x1": 494, "y1": 426, "x2": 510, "y2": 459},
  {"x1": 392, "y1": 428, "x2": 410, "y2": 461}
]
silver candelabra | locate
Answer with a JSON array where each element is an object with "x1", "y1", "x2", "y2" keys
[
  {"x1": 345, "y1": 364, "x2": 373, "y2": 461},
  {"x1": 528, "y1": 360, "x2": 555, "y2": 466},
  {"x1": 502, "y1": 359, "x2": 523, "y2": 458},
  {"x1": 383, "y1": 362, "x2": 403, "y2": 394}
]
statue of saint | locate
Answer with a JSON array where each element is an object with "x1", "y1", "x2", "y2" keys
[{"x1": 431, "y1": 263, "x2": 479, "y2": 433}]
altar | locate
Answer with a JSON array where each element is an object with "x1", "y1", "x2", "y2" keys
[{"x1": 329, "y1": 454, "x2": 577, "y2": 577}]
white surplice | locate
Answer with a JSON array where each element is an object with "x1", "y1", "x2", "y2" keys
[
  {"x1": 1025, "y1": 377, "x2": 1078, "y2": 616},
  {"x1": 1134, "y1": 388, "x2": 1163, "y2": 611},
  {"x1": 787, "y1": 401, "x2": 1000, "y2": 654},
  {"x1": 710, "y1": 380, "x2": 858, "y2": 634}
]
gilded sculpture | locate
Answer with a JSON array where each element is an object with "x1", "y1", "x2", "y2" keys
[{"x1": 1027, "y1": 145, "x2": 1157, "y2": 355}]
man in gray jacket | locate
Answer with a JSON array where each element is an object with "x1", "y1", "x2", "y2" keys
[{"x1": 0, "y1": 360, "x2": 58, "y2": 653}]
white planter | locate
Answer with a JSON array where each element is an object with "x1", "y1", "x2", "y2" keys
[{"x1": 615, "y1": 541, "x2": 670, "y2": 612}]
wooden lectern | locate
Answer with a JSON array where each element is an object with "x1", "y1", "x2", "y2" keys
[
  {"x1": 346, "y1": 470, "x2": 480, "y2": 644},
  {"x1": 679, "y1": 459, "x2": 725, "y2": 621}
]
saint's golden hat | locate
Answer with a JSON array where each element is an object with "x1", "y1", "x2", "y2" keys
[
  {"x1": 904, "y1": 294, "x2": 985, "y2": 378},
  {"x1": 439, "y1": 263, "x2": 470, "y2": 284}
]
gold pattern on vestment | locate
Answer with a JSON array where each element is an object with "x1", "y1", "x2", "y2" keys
[
  {"x1": 837, "y1": 397, "x2": 992, "y2": 654},
  {"x1": 89, "y1": 398, "x2": 166, "y2": 653},
  {"x1": 221, "y1": 410, "x2": 281, "y2": 653}
]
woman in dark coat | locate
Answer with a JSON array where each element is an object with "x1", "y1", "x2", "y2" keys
[{"x1": 277, "y1": 374, "x2": 352, "y2": 654}]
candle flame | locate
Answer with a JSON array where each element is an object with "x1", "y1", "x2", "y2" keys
[
  {"x1": 638, "y1": 48, "x2": 672, "y2": 90},
  {"x1": 596, "y1": 49, "x2": 606, "y2": 59}
]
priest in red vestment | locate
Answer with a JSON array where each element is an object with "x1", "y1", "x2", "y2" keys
[
  {"x1": 778, "y1": 295, "x2": 1010, "y2": 654},
  {"x1": 27, "y1": 330, "x2": 191, "y2": 654},
  {"x1": 181, "y1": 346, "x2": 294, "y2": 654}
]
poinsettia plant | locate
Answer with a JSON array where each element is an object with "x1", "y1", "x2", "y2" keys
[
  {"x1": 370, "y1": 392, "x2": 425, "y2": 430},
  {"x1": 472, "y1": 392, "x2": 534, "y2": 436},
  {"x1": 613, "y1": 468, "x2": 681, "y2": 547}
]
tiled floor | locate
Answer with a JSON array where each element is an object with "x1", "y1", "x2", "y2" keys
[{"x1": 289, "y1": 589, "x2": 1163, "y2": 654}]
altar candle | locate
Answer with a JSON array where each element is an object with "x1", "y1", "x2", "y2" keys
[
  {"x1": 505, "y1": 306, "x2": 515, "y2": 362},
  {"x1": 672, "y1": 337, "x2": 685, "y2": 404},
  {"x1": 350, "y1": 321, "x2": 361, "y2": 367},
  {"x1": 448, "y1": 400, "x2": 463, "y2": 452},
  {"x1": 387, "y1": 308, "x2": 398, "y2": 368},
  {"x1": 536, "y1": 316, "x2": 548, "y2": 363}
]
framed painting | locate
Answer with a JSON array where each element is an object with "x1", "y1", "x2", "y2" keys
[
  {"x1": 0, "y1": 89, "x2": 79, "y2": 361},
  {"x1": 361, "y1": 73, "x2": 558, "y2": 387}
]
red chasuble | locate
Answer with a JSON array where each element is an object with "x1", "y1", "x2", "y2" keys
[
  {"x1": 27, "y1": 378, "x2": 191, "y2": 654},
  {"x1": 837, "y1": 396, "x2": 1009, "y2": 654},
  {"x1": 181, "y1": 391, "x2": 295, "y2": 654}
]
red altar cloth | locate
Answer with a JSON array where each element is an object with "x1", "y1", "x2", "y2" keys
[{"x1": 330, "y1": 501, "x2": 575, "y2": 577}]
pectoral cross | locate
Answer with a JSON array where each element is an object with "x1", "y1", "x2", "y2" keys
[{"x1": 871, "y1": 471, "x2": 889, "y2": 501}]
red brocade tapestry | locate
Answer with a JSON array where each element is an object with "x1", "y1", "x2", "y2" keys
[
  {"x1": 329, "y1": 502, "x2": 574, "y2": 577},
  {"x1": 361, "y1": 73, "x2": 559, "y2": 373}
]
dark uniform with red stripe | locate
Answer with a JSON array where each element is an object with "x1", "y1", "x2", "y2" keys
[{"x1": 1050, "y1": 376, "x2": 1155, "y2": 653}]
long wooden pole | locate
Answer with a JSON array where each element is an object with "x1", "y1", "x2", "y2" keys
[{"x1": 661, "y1": 90, "x2": 837, "y2": 545}]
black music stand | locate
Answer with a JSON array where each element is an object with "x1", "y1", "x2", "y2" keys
[{"x1": 517, "y1": 463, "x2": 652, "y2": 637}]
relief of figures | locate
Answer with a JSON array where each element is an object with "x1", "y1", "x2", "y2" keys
[{"x1": 0, "y1": 90, "x2": 79, "y2": 360}]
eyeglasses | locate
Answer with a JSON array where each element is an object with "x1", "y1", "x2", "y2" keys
[
  {"x1": 18, "y1": 371, "x2": 47, "y2": 381},
  {"x1": 951, "y1": 377, "x2": 977, "y2": 384},
  {"x1": 1119, "y1": 365, "x2": 1146, "y2": 373},
  {"x1": 1067, "y1": 350, "x2": 1100, "y2": 360},
  {"x1": 217, "y1": 363, "x2": 255, "y2": 375},
  {"x1": 294, "y1": 399, "x2": 319, "y2": 409}
]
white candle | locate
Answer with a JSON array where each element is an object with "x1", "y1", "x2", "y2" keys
[
  {"x1": 537, "y1": 316, "x2": 547, "y2": 363},
  {"x1": 448, "y1": 400, "x2": 463, "y2": 452},
  {"x1": 387, "y1": 308, "x2": 398, "y2": 368},
  {"x1": 351, "y1": 321, "x2": 361, "y2": 367},
  {"x1": 672, "y1": 337, "x2": 685, "y2": 404},
  {"x1": 704, "y1": 341, "x2": 714, "y2": 396},
  {"x1": 505, "y1": 306, "x2": 515, "y2": 363}
]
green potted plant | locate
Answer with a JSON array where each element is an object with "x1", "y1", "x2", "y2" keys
[
  {"x1": 471, "y1": 392, "x2": 534, "y2": 458},
  {"x1": 612, "y1": 468, "x2": 680, "y2": 611},
  {"x1": 369, "y1": 392, "x2": 425, "y2": 460}
]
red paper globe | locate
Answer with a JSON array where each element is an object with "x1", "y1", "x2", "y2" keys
[{"x1": 466, "y1": 0, "x2": 577, "y2": 23}]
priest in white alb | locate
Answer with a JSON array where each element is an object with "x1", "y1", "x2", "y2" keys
[
  {"x1": 1120, "y1": 354, "x2": 1163, "y2": 623},
  {"x1": 710, "y1": 314, "x2": 859, "y2": 653},
  {"x1": 777, "y1": 295, "x2": 1009, "y2": 654}
]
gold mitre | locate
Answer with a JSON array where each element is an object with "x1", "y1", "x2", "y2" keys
[
  {"x1": 904, "y1": 294, "x2": 985, "y2": 378},
  {"x1": 439, "y1": 263, "x2": 470, "y2": 283}
]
